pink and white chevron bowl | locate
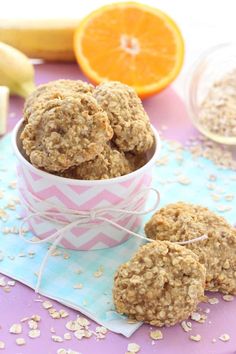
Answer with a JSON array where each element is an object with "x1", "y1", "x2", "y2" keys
[{"x1": 12, "y1": 119, "x2": 161, "y2": 251}]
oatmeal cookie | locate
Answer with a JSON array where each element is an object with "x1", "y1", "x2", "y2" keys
[
  {"x1": 24, "y1": 79, "x2": 94, "y2": 122},
  {"x1": 21, "y1": 94, "x2": 113, "y2": 172},
  {"x1": 113, "y1": 241, "x2": 205, "y2": 327},
  {"x1": 145, "y1": 202, "x2": 236, "y2": 295},
  {"x1": 93, "y1": 81, "x2": 154, "y2": 153},
  {"x1": 60, "y1": 144, "x2": 133, "y2": 180}
]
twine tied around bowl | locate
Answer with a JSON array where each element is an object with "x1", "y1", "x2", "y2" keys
[
  {"x1": 18, "y1": 187, "x2": 160, "y2": 292},
  {"x1": 18, "y1": 187, "x2": 208, "y2": 294}
]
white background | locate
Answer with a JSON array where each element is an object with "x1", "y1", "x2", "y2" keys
[{"x1": 1, "y1": 0, "x2": 235, "y2": 95}]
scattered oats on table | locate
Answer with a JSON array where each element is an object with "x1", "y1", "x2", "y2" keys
[
  {"x1": 20, "y1": 316, "x2": 30, "y2": 323},
  {"x1": 73, "y1": 283, "x2": 83, "y2": 289},
  {"x1": 3, "y1": 286, "x2": 11, "y2": 293},
  {"x1": 52, "y1": 335, "x2": 64, "y2": 343},
  {"x1": 16, "y1": 337, "x2": 26, "y2": 346},
  {"x1": 28, "y1": 329, "x2": 40, "y2": 338},
  {"x1": 188, "y1": 135, "x2": 236, "y2": 170},
  {"x1": 0, "y1": 277, "x2": 6, "y2": 287},
  {"x1": 222, "y1": 294, "x2": 234, "y2": 301},
  {"x1": 219, "y1": 333, "x2": 230, "y2": 342},
  {"x1": 177, "y1": 175, "x2": 191, "y2": 185},
  {"x1": 7, "y1": 280, "x2": 15, "y2": 286},
  {"x1": 57, "y1": 349, "x2": 67, "y2": 354},
  {"x1": 95, "y1": 326, "x2": 108, "y2": 335},
  {"x1": 77, "y1": 317, "x2": 90, "y2": 327},
  {"x1": 50, "y1": 311, "x2": 61, "y2": 319},
  {"x1": 93, "y1": 266, "x2": 104, "y2": 278},
  {"x1": 181, "y1": 321, "x2": 192, "y2": 332},
  {"x1": 191, "y1": 312, "x2": 201, "y2": 322},
  {"x1": 66, "y1": 320, "x2": 79, "y2": 331},
  {"x1": 190, "y1": 334, "x2": 201, "y2": 342},
  {"x1": 224, "y1": 194, "x2": 234, "y2": 201},
  {"x1": 149, "y1": 329, "x2": 163, "y2": 340},
  {"x1": 208, "y1": 297, "x2": 219, "y2": 305},
  {"x1": 28, "y1": 319, "x2": 38, "y2": 329},
  {"x1": 127, "y1": 342, "x2": 141, "y2": 353},
  {"x1": 9, "y1": 323, "x2": 22, "y2": 334},
  {"x1": 64, "y1": 332, "x2": 72, "y2": 340},
  {"x1": 42, "y1": 300, "x2": 53, "y2": 309},
  {"x1": 59, "y1": 309, "x2": 69, "y2": 318},
  {"x1": 31, "y1": 314, "x2": 41, "y2": 322},
  {"x1": 216, "y1": 205, "x2": 232, "y2": 213}
]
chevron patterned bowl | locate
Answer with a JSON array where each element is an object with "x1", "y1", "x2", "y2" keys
[{"x1": 12, "y1": 119, "x2": 161, "y2": 251}]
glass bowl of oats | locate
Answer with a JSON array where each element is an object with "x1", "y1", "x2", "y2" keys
[{"x1": 186, "y1": 43, "x2": 236, "y2": 145}]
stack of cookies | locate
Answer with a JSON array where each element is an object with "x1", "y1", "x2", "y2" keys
[
  {"x1": 113, "y1": 202, "x2": 236, "y2": 327},
  {"x1": 20, "y1": 80, "x2": 154, "y2": 180}
]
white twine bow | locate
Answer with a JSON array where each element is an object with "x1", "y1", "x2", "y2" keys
[
  {"x1": 18, "y1": 187, "x2": 160, "y2": 293},
  {"x1": 18, "y1": 187, "x2": 208, "y2": 294}
]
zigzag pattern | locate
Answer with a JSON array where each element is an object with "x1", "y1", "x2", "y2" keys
[{"x1": 17, "y1": 164, "x2": 152, "y2": 250}]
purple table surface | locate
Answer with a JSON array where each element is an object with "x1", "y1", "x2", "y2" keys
[{"x1": 1, "y1": 63, "x2": 236, "y2": 354}]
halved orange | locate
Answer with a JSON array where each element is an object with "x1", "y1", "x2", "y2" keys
[{"x1": 74, "y1": 2, "x2": 184, "y2": 98}]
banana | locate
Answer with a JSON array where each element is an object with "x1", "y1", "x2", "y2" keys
[
  {"x1": 0, "y1": 41, "x2": 35, "y2": 97},
  {"x1": 0, "y1": 19, "x2": 79, "y2": 61},
  {"x1": 0, "y1": 86, "x2": 9, "y2": 135}
]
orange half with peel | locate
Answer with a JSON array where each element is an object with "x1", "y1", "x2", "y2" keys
[{"x1": 74, "y1": 2, "x2": 184, "y2": 98}]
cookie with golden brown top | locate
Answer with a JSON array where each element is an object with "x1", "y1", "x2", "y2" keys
[
  {"x1": 60, "y1": 144, "x2": 133, "y2": 180},
  {"x1": 93, "y1": 81, "x2": 154, "y2": 153},
  {"x1": 145, "y1": 202, "x2": 236, "y2": 295},
  {"x1": 113, "y1": 241, "x2": 206, "y2": 327},
  {"x1": 23, "y1": 79, "x2": 94, "y2": 122},
  {"x1": 21, "y1": 94, "x2": 113, "y2": 172}
]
